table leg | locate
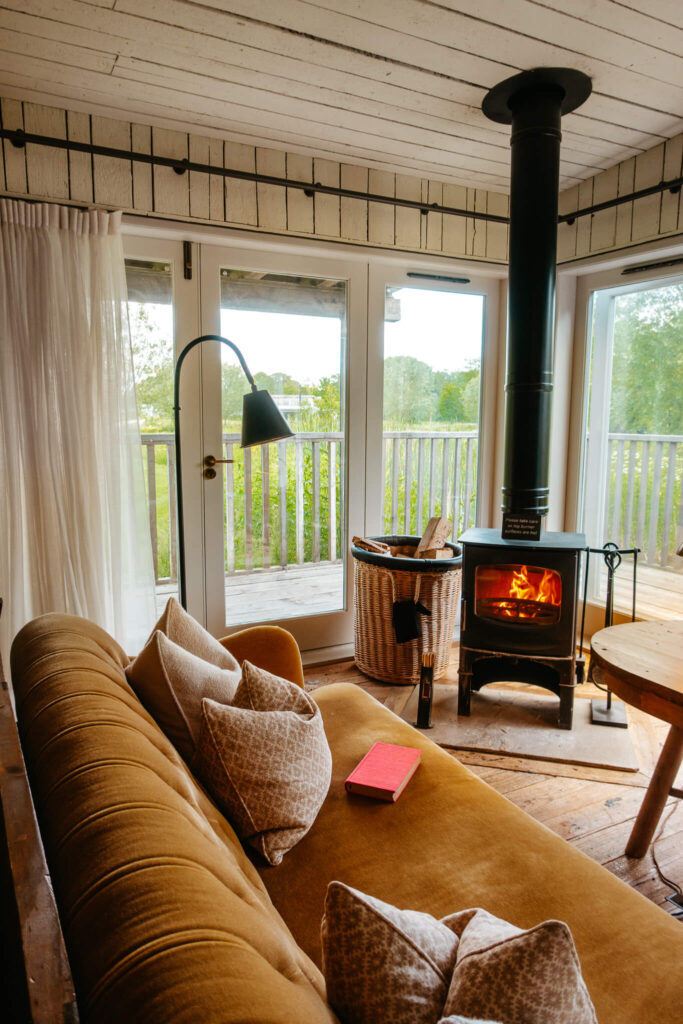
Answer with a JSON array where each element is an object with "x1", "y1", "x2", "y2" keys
[{"x1": 626, "y1": 725, "x2": 683, "y2": 859}]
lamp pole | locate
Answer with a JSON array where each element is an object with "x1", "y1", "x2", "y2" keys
[{"x1": 173, "y1": 334, "x2": 293, "y2": 610}]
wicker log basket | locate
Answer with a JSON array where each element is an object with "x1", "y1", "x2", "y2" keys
[{"x1": 351, "y1": 535, "x2": 463, "y2": 685}]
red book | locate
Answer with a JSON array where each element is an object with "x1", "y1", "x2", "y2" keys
[{"x1": 345, "y1": 742, "x2": 421, "y2": 802}]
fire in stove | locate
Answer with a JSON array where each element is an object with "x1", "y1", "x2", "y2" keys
[{"x1": 475, "y1": 564, "x2": 562, "y2": 625}]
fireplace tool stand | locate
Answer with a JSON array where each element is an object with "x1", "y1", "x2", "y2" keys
[{"x1": 576, "y1": 543, "x2": 639, "y2": 728}]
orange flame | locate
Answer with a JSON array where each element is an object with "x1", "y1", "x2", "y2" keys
[{"x1": 510, "y1": 565, "x2": 561, "y2": 606}]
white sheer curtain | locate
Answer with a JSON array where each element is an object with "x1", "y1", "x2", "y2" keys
[{"x1": 0, "y1": 199, "x2": 156, "y2": 659}]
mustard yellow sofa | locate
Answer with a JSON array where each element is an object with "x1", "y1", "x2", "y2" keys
[{"x1": 10, "y1": 613, "x2": 683, "y2": 1024}]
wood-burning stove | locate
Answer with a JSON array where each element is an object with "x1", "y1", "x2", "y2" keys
[
  {"x1": 455, "y1": 68, "x2": 592, "y2": 729},
  {"x1": 458, "y1": 528, "x2": 585, "y2": 729}
]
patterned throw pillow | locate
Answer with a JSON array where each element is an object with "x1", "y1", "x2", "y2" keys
[
  {"x1": 193, "y1": 661, "x2": 332, "y2": 865},
  {"x1": 321, "y1": 882, "x2": 460, "y2": 1024},
  {"x1": 125, "y1": 630, "x2": 241, "y2": 762},
  {"x1": 321, "y1": 887, "x2": 597, "y2": 1024},
  {"x1": 151, "y1": 596, "x2": 238, "y2": 669},
  {"x1": 442, "y1": 908, "x2": 597, "y2": 1024}
]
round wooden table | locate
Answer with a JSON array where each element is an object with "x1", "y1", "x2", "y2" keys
[{"x1": 591, "y1": 619, "x2": 683, "y2": 859}]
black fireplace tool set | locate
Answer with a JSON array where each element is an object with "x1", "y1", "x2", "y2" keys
[{"x1": 576, "y1": 543, "x2": 640, "y2": 727}]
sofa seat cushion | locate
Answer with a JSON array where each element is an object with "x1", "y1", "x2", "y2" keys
[
  {"x1": 258, "y1": 683, "x2": 683, "y2": 1024},
  {"x1": 10, "y1": 614, "x2": 337, "y2": 1024}
]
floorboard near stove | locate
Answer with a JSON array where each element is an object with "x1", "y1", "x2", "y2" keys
[{"x1": 305, "y1": 649, "x2": 683, "y2": 918}]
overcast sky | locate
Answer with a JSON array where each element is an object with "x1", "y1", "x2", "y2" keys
[{"x1": 219, "y1": 287, "x2": 484, "y2": 386}]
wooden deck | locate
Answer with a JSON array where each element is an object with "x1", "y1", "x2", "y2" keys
[{"x1": 305, "y1": 655, "x2": 683, "y2": 919}]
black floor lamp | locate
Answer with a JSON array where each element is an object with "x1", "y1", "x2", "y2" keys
[{"x1": 174, "y1": 334, "x2": 294, "y2": 609}]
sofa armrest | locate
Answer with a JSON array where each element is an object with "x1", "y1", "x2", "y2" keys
[{"x1": 219, "y1": 626, "x2": 305, "y2": 688}]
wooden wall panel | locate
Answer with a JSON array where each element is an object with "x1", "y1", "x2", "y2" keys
[
  {"x1": 632, "y1": 145, "x2": 665, "y2": 242},
  {"x1": 286, "y1": 152, "x2": 313, "y2": 234},
  {"x1": 256, "y1": 147, "x2": 287, "y2": 232},
  {"x1": 1, "y1": 98, "x2": 27, "y2": 195},
  {"x1": 24, "y1": 103, "x2": 68, "y2": 199},
  {"x1": 615, "y1": 158, "x2": 636, "y2": 249},
  {"x1": 340, "y1": 163, "x2": 368, "y2": 242},
  {"x1": 66, "y1": 110, "x2": 93, "y2": 204},
  {"x1": 4, "y1": 94, "x2": 683, "y2": 267},
  {"x1": 589, "y1": 165, "x2": 618, "y2": 253},
  {"x1": 313, "y1": 157, "x2": 340, "y2": 238},
  {"x1": 152, "y1": 127, "x2": 189, "y2": 218},
  {"x1": 395, "y1": 173, "x2": 421, "y2": 251},
  {"x1": 131, "y1": 123, "x2": 153, "y2": 212},
  {"x1": 442, "y1": 182, "x2": 467, "y2": 257},
  {"x1": 661, "y1": 136, "x2": 683, "y2": 236},
  {"x1": 225, "y1": 142, "x2": 257, "y2": 226},
  {"x1": 368, "y1": 168, "x2": 394, "y2": 247},
  {"x1": 92, "y1": 115, "x2": 132, "y2": 208}
]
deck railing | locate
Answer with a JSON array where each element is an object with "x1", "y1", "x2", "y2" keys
[
  {"x1": 603, "y1": 433, "x2": 683, "y2": 567},
  {"x1": 381, "y1": 430, "x2": 478, "y2": 538},
  {"x1": 141, "y1": 429, "x2": 479, "y2": 584},
  {"x1": 142, "y1": 430, "x2": 683, "y2": 584}
]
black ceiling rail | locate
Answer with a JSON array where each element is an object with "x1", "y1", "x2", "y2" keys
[
  {"x1": 1, "y1": 127, "x2": 508, "y2": 225},
  {"x1": 4, "y1": 127, "x2": 682, "y2": 228},
  {"x1": 560, "y1": 174, "x2": 683, "y2": 225}
]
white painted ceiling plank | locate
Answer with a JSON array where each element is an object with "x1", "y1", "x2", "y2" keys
[
  {"x1": 3, "y1": 2, "x2": 674, "y2": 146},
  {"x1": 408, "y1": 0, "x2": 683, "y2": 78},
  {"x1": 613, "y1": 0, "x2": 683, "y2": 31},
  {"x1": 1, "y1": 10, "x2": 649, "y2": 167},
  {"x1": 530, "y1": 0, "x2": 683, "y2": 54},
  {"x1": 219, "y1": 0, "x2": 683, "y2": 110}
]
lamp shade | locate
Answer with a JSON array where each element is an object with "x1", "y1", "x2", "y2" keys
[{"x1": 241, "y1": 389, "x2": 295, "y2": 448}]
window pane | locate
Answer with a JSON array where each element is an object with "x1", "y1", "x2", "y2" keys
[
  {"x1": 583, "y1": 281, "x2": 683, "y2": 618},
  {"x1": 382, "y1": 286, "x2": 484, "y2": 538},
  {"x1": 125, "y1": 259, "x2": 177, "y2": 609},
  {"x1": 219, "y1": 269, "x2": 346, "y2": 627}
]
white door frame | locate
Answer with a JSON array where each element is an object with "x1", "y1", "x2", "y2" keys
[
  {"x1": 123, "y1": 216, "x2": 507, "y2": 650},
  {"x1": 200, "y1": 243, "x2": 368, "y2": 650},
  {"x1": 365, "y1": 265, "x2": 501, "y2": 538}
]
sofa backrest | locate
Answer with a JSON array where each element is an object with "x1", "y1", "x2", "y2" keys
[{"x1": 10, "y1": 613, "x2": 336, "y2": 1024}]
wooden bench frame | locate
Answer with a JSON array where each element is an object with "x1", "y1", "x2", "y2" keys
[{"x1": 0, "y1": 661, "x2": 79, "y2": 1023}]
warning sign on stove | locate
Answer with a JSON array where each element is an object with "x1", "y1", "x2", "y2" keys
[{"x1": 501, "y1": 513, "x2": 542, "y2": 542}]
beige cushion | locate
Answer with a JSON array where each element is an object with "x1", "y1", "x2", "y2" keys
[
  {"x1": 321, "y1": 884, "x2": 596, "y2": 1024},
  {"x1": 443, "y1": 908, "x2": 597, "y2": 1024},
  {"x1": 125, "y1": 630, "x2": 241, "y2": 762},
  {"x1": 321, "y1": 881, "x2": 459, "y2": 1024},
  {"x1": 193, "y1": 662, "x2": 332, "y2": 866},
  {"x1": 152, "y1": 596, "x2": 238, "y2": 669}
]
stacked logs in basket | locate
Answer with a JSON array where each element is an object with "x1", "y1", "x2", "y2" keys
[{"x1": 352, "y1": 516, "x2": 453, "y2": 560}]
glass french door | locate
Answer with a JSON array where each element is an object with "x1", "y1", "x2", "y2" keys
[
  {"x1": 365, "y1": 266, "x2": 499, "y2": 540},
  {"x1": 580, "y1": 277, "x2": 683, "y2": 622},
  {"x1": 200, "y1": 245, "x2": 367, "y2": 649},
  {"x1": 123, "y1": 233, "x2": 502, "y2": 651}
]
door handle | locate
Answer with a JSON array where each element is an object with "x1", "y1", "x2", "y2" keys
[
  {"x1": 204, "y1": 454, "x2": 233, "y2": 467},
  {"x1": 204, "y1": 454, "x2": 234, "y2": 479}
]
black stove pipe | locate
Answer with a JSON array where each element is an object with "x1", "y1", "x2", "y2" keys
[{"x1": 483, "y1": 69, "x2": 592, "y2": 517}]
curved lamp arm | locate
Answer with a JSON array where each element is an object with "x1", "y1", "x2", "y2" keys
[{"x1": 173, "y1": 334, "x2": 292, "y2": 609}]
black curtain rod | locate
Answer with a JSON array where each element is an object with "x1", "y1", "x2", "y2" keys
[
  {"x1": 1, "y1": 127, "x2": 507, "y2": 225},
  {"x1": 559, "y1": 175, "x2": 682, "y2": 224},
  {"x1": 3, "y1": 128, "x2": 681, "y2": 227}
]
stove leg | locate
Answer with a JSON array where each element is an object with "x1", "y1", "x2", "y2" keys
[{"x1": 558, "y1": 682, "x2": 574, "y2": 730}]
